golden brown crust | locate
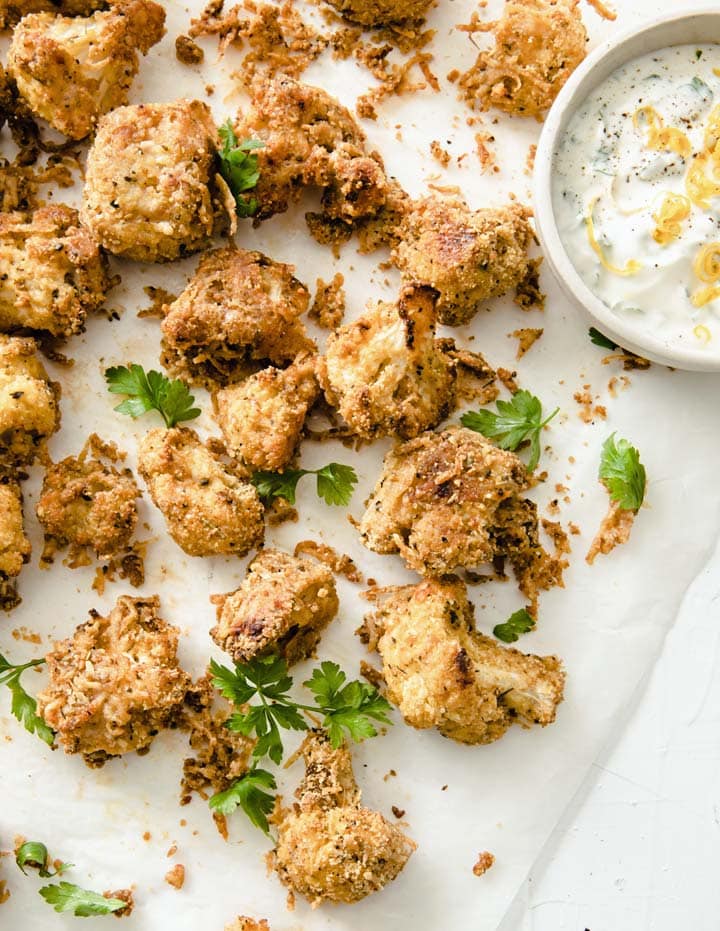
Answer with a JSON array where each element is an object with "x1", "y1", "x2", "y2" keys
[
  {"x1": 161, "y1": 247, "x2": 314, "y2": 388},
  {"x1": 0, "y1": 333, "x2": 60, "y2": 470},
  {"x1": 138, "y1": 427, "x2": 264, "y2": 558},
  {"x1": 0, "y1": 205, "x2": 110, "y2": 338},
  {"x1": 38, "y1": 594, "x2": 191, "y2": 765},
  {"x1": 318, "y1": 284, "x2": 456, "y2": 439},
  {"x1": 309, "y1": 273, "x2": 345, "y2": 330},
  {"x1": 213, "y1": 353, "x2": 319, "y2": 471},
  {"x1": 0, "y1": 478, "x2": 31, "y2": 611},
  {"x1": 81, "y1": 100, "x2": 222, "y2": 263},
  {"x1": 272, "y1": 732, "x2": 415, "y2": 905},
  {"x1": 360, "y1": 576, "x2": 565, "y2": 744},
  {"x1": 210, "y1": 548, "x2": 338, "y2": 666},
  {"x1": 7, "y1": 0, "x2": 166, "y2": 140},
  {"x1": 586, "y1": 500, "x2": 636, "y2": 564},
  {"x1": 392, "y1": 196, "x2": 534, "y2": 325},
  {"x1": 0, "y1": 0, "x2": 105, "y2": 28},
  {"x1": 324, "y1": 0, "x2": 432, "y2": 27}
]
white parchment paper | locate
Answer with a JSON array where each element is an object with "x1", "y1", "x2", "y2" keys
[{"x1": 2, "y1": 1, "x2": 718, "y2": 929}]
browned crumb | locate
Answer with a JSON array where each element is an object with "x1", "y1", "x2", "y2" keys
[
  {"x1": 512, "y1": 327, "x2": 544, "y2": 359},
  {"x1": 437, "y1": 341, "x2": 499, "y2": 406},
  {"x1": 383, "y1": 769, "x2": 397, "y2": 781},
  {"x1": 142, "y1": 831, "x2": 151, "y2": 842},
  {"x1": 294, "y1": 540, "x2": 363, "y2": 583},
  {"x1": 225, "y1": 918, "x2": 270, "y2": 931},
  {"x1": 164, "y1": 864, "x2": 185, "y2": 890},
  {"x1": 514, "y1": 258, "x2": 545, "y2": 311},
  {"x1": 569, "y1": 522, "x2": 580, "y2": 535},
  {"x1": 139, "y1": 286, "x2": 177, "y2": 318},
  {"x1": 357, "y1": 49, "x2": 438, "y2": 120},
  {"x1": 391, "y1": 805, "x2": 405, "y2": 819},
  {"x1": 601, "y1": 350, "x2": 651, "y2": 371},
  {"x1": 475, "y1": 131, "x2": 497, "y2": 173},
  {"x1": 586, "y1": 501, "x2": 637, "y2": 564},
  {"x1": 430, "y1": 140, "x2": 451, "y2": 167},
  {"x1": 360, "y1": 660, "x2": 384, "y2": 690},
  {"x1": 11, "y1": 626, "x2": 41, "y2": 644},
  {"x1": 585, "y1": 0, "x2": 616, "y2": 19},
  {"x1": 497, "y1": 368, "x2": 519, "y2": 394},
  {"x1": 0, "y1": 881, "x2": 8, "y2": 904},
  {"x1": 175, "y1": 34, "x2": 204, "y2": 64},
  {"x1": 574, "y1": 386, "x2": 606, "y2": 423},
  {"x1": 310, "y1": 273, "x2": 346, "y2": 329},
  {"x1": 473, "y1": 851, "x2": 495, "y2": 876},
  {"x1": 166, "y1": 844, "x2": 178, "y2": 858},
  {"x1": 525, "y1": 143, "x2": 537, "y2": 175},
  {"x1": 266, "y1": 497, "x2": 299, "y2": 525},
  {"x1": 104, "y1": 888, "x2": 133, "y2": 917}
]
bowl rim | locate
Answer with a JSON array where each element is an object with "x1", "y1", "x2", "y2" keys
[{"x1": 533, "y1": 6, "x2": 720, "y2": 372}]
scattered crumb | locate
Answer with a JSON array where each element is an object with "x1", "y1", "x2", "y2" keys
[
  {"x1": 383, "y1": 769, "x2": 397, "y2": 781},
  {"x1": 166, "y1": 844, "x2": 178, "y2": 858},
  {"x1": 601, "y1": 350, "x2": 651, "y2": 371},
  {"x1": 430, "y1": 140, "x2": 451, "y2": 167},
  {"x1": 497, "y1": 368, "x2": 519, "y2": 394},
  {"x1": 0, "y1": 881, "x2": 8, "y2": 904},
  {"x1": 473, "y1": 851, "x2": 495, "y2": 876},
  {"x1": 213, "y1": 812, "x2": 229, "y2": 841},
  {"x1": 142, "y1": 831, "x2": 151, "y2": 842},
  {"x1": 175, "y1": 34, "x2": 205, "y2": 64},
  {"x1": 514, "y1": 258, "x2": 545, "y2": 310},
  {"x1": 309, "y1": 273, "x2": 346, "y2": 330},
  {"x1": 511, "y1": 327, "x2": 543, "y2": 359},
  {"x1": 11, "y1": 627, "x2": 41, "y2": 644},
  {"x1": 360, "y1": 660, "x2": 384, "y2": 690},
  {"x1": 164, "y1": 864, "x2": 185, "y2": 890},
  {"x1": 585, "y1": 0, "x2": 617, "y2": 20},
  {"x1": 265, "y1": 497, "x2": 299, "y2": 526},
  {"x1": 587, "y1": 501, "x2": 636, "y2": 564},
  {"x1": 293, "y1": 539, "x2": 363, "y2": 583},
  {"x1": 474, "y1": 130, "x2": 497, "y2": 173},
  {"x1": 574, "y1": 387, "x2": 607, "y2": 423},
  {"x1": 139, "y1": 286, "x2": 177, "y2": 319},
  {"x1": 569, "y1": 522, "x2": 580, "y2": 535},
  {"x1": 391, "y1": 805, "x2": 405, "y2": 819},
  {"x1": 525, "y1": 144, "x2": 537, "y2": 175},
  {"x1": 104, "y1": 889, "x2": 133, "y2": 917}
]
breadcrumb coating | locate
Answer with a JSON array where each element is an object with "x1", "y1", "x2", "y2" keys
[
  {"x1": 161, "y1": 247, "x2": 314, "y2": 388},
  {"x1": 393, "y1": 196, "x2": 535, "y2": 325},
  {"x1": 324, "y1": 0, "x2": 432, "y2": 26},
  {"x1": 457, "y1": 0, "x2": 587, "y2": 120},
  {"x1": 7, "y1": 0, "x2": 166, "y2": 140},
  {"x1": 81, "y1": 100, "x2": 223, "y2": 262},
  {"x1": 0, "y1": 205, "x2": 110, "y2": 338},
  {"x1": 360, "y1": 577, "x2": 565, "y2": 744},
  {"x1": 213, "y1": 353, "x2": 319, "y2": 471},
  {"x1": 271, "y1": 732, "x2": 415, "y2": 905},
  {"x1": 318, "y1": 284, "x2": 456, "y2": 439},
  {"x1": 211, "y1": 548, "x2": 338, "y2": 666},
  {"x1": 0, "y1": 0, "x2": 104, "y2": 28},
  {"x1": 36, "y1": 434, "x2": 140, "y2": 561},
  {"x1": 0, "y1": 334, "x2": 60, "y2": 470},
  {"x1": 0, "y1": 479, "x2": 31, "y2": 611},
  {"x1": 233, "y1": 74, "x2": 388, "y2": 223},
  {"x1": 138, "y1": 426, "x2": 264, "y2": 558},
  {"x1": 38, "y1": 594, "x2": 191, "y2": 766},
  {"x1": 586, "y1": 500, "x2": 636, "y2": 564}
]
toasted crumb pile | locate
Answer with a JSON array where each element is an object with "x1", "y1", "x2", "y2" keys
[
  {"x1": 211, "y1": 548, "x2": 338, "y2": 666},
  {"x1": 586, "y1": 500, "x2": 637, "y2": 564},
  {"x1": 310, "y1": 274, "x2": 345, "y2": 330},
  {"x1": 455, "y1": 0, "x2": 587, "y2": 120},
  {"x1": 0, "y1": 205, "x2": 110, "y2": 338},
  {"x1": 0, "y1": 479, "x2": 31, "y2": 611},
  {"x1": 271, "y1": 732, "x2": 415, "y2": 905},
  {"x1": 360, "y1": 576, "x2": 565, "y2": 744},
  {"x1": 161, "y1": 247, "x2": 314, "y2": 388},
  {"x1": 38, "y1": 595, "x2": 191, "y2": 766}
]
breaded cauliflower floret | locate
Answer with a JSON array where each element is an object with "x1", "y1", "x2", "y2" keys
[
  {"x1": 233, "y1": 74, "x2": 388, "y2": 223},
  {"x1": 38, "y1": 594, "x2": 191, "y2": 766},
  {"x1": 360, "y1": 577, "x2": 565, "y2": 744},
  {"x1": 7, "y1": 0, "x2": 166, "y2": 140},
  {"x1": 161, "y1": 247, "x2": 314, "y2": 388},
  {"x1": 211, "y1": 548, "x2": 338, "y2": 666},
  {"x1": 214, "y1": 354, "x2": 319, "y2": 472},
  {"x1": 271, "y1": 732, "x2": 415, "y2": 906},
  {"x1": 0, "y1": 0, "x2": 104, "y2": 29},
  {"x1": 393, "y1": 196, "x2": 535, "y2": 326},
  {"x1": 0, "y1": 479, "x2": 31, "y2": 611},
  {"x1": 0, "y1": 334, "x2": 60, "y2": 470},
  {"x1": 138, "y1": 427, "x2": 264, "y2": 558},
  {"x1": 0, "y1": 205, "x2": 109, "y2": 338},
  {"x1": 81, "y1": 100, "x2": 223, "y2": 263},
  {"x1": 36, "y1": 434, "x2": 140, "y2": 561},
  {"x1": 318, "y1": 284, "x2": 456, "y2": 440},
  {"x1": 457, "y1": 0, "x2": 587, "y2": 120},
  {"x1": 323, "y1": 0, "x2": 432, "y2": 26},
  {"x1": 359, "y1": 426, "x2": 562, "y2": 588}
]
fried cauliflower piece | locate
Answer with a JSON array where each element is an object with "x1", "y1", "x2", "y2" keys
[
  {"x1": 36, "y1": 434, "x2": 140, "y2": 562},
  {"x1": 271, "y1": 732, "x2": 415, "y2": 906},
  {"x1": 38, "y1": 594, "x2": 191, "y2": 766},
  {"x1": 213, "y1": 353, "x2": 319, "y2": 472},
  {"x1": 359, "y1": 576, "x2": 565, "y2": 744},
  {"x1": 210, "y1": 548, "x2": 338, "y2": 666},
  {"x1": 0, "y1": 205, "x2": 110, "y2": 338},
  {"x1": 0, "y1": 334, "x2": 60, "y2": 470},
  {"x1": 318, "y1": 284, "x2": 456, "y2": 440},
  {"x1": 0, "y1": 0, "x2": 104, "y2": 29},
  {"x1": 457, "y1": 0, "x2": 587, "y2": 120},
  {"x1": 81, "y1": 100, "x2": 224, "y2": 263},
  {"x1": 323, "y1": 0, "x2": 432, "y2": 26},
  {"x1": 233, "y1": 74, "x2": 388, "y2": 223},
  {"x1": 0, "y1": 479, "x2": 31, "y2": 611},
  {"x1": 161, "y1": 247, "x2": 314, "y2": 388},
  {"x1": 392, "y1": 196, "x2": 535, "y2": 326},
  {"x1": 359, "y1": 427, "x2": 564, "y2": 596},
  {"x1": 138, "y1": 427, "x2": 264, "y2": 558},
  {"x1": 7, "y1": 0, "x2": 166, "y2": 140}
]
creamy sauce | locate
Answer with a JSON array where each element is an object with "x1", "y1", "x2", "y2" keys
[{"x1": 553, "y1": 44, "x2": 720, "y2": 349}]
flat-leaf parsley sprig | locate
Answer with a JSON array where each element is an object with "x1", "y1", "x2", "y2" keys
[
  {"x1": 105, "y1": 364, "x2": 201, "y2": 429},
  {"x1": 461, "y1": 389, "x2": 559, "y2": 472},
  {"x1": 0, "y1": 652, "x2": 54, "y2": 746},
  {"x1": 599, "y1": 433, "x2": 646, "y2": 511},
  {"x1": 16, "y1": 841, "x2": 71, "y2": 878},
  {"x1": 218, "y1": 120, "x2": 264, "y2": 218},
  {"x1": 493, "y1": 608, "x2": 535, "y2": 644},
  {"x1": 251, "y1": 463, "x2": 358, "y2": 507},
  {"x1": 39, "y1": 883, "x2": 129, "y2": 917}
]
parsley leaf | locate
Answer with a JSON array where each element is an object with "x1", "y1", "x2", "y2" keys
[
  {"x1": 105, "y1": 364, "x2": 201, "y2": 429},
  {"x1": 218, "y1": 120, "x2": 264, "y2": 218},
  {"x1": 251, "y1": 462, "x2": 358, "y2": 507},
  {"x1": 304, "y1": 661, "x2": 392, "y2": 749},
  {"x1": 599, "y1": 433, "x2": 646, "y2": 510},
  {"x1": 461, "y1": 389, "x2": 559, "y2": 471},
  {"x1": 0, "y1": 653, "x2": 54, "y2": 746},
  {"x1": 588, "y1": 327, "x2": 618, "y2": 350},
  {"x1": 16, "y1": 841, "x2": 71, "y2": 878},
  {"x1": 209, "y1": 767, "x2": 277, "y2": 834},
  {"x1": 38, "y1": 882, "x2": 128, "y2": 917},
  {"x1": 493, "y1": 608, "x2": 535, "y2": 643}
]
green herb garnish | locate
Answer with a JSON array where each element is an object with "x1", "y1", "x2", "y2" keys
[
  {"x1": 16, "y1": 841, "x2": 71, "y2": 878},
  {"x1": 251, "y1": 463, "x2": 358, "y2": 507},
  {"x1": 493, "y1": 608, "x2": 535, "y2": 643},
  {"x1": 0, "y1": 653, "x2": 54, "y2": 746},
  {"x1": 461, "y1": 390, "x2": 559, "y2": 471},
  {"x1": 588, "y1": 326, "x2": 618, "y2": 350},
  {"x1": 39, "y1": 882, "x2": 128, "y2": 917},
  {"x1": 218, "y1": 120, "x2": 264, "y2": 218},
  {"x1": 599, "y1": 433, "x2": 646, "y2": 511},
  {"x1": 209, "y1": 766, "x2": 277, "y2": 835},
  {"x1": 105, "y1": 364, "x2": 200, "y2": 429}
]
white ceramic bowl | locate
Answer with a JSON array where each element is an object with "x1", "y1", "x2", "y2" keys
[{"x1": 533, "y1": 8, "x2": 720, "y2": 372}]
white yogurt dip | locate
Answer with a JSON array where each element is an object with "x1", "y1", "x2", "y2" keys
[{"x1": 553, "y1": 43, "x2": 720, "y2": 349}]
